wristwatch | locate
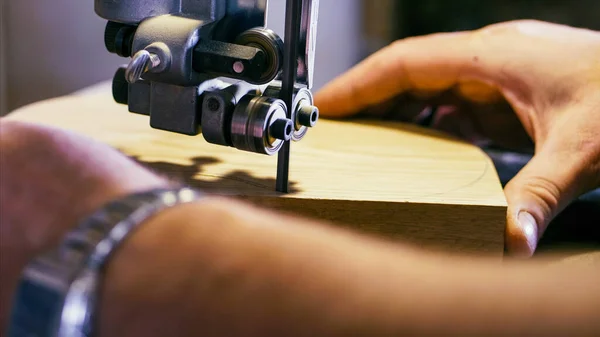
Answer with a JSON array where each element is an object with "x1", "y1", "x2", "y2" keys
[{"x1": 6, "y1": 186, "x2": 204, "y2": 337}]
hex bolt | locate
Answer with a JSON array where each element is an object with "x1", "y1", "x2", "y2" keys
[
  {"x1": 112, "y1": 66, "x2": 129, "y2": 105},
  {"x1": 297, "y1": 104, "x2": 319, "y2": 127},
  {"x1": 270, "y1": 119, "x2": 293, "y2": 141}
]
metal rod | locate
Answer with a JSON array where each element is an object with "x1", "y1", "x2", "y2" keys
[{"x1": 276, "y1": 0, "x2": 302, "y2": 193}]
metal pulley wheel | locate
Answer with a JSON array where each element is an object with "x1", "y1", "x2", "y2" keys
[
  {"x1": 262, "y1": 86, "x2": 319, "y2": 141},
  {"x1": 235, "y1": 28, "x2": 284, "y2": 84},
  {"x1": 290, "y1": 88, "x2": 318, "y2": 141},
  {"x1": 230, "y1": 95, "x2": 293, "y2": 155}
]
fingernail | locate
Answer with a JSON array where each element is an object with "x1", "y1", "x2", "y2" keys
[{"x1": 517, "y1": 211, "x2": 539, "y2": 254}]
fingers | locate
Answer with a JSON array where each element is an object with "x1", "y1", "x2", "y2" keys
[
  {"x1": 503, "y1": 120, "x2": 600, "y2": 257},
  {"x1": 314, "y1": 30, "x2": 499, "y2": 118},
  {"x1": 455, "y1": 81, "x2": 503, "y2": 104}
]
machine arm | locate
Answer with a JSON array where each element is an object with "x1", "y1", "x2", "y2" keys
[{"x1": 94, "y1": 0, "x2": 320, "y2": 193}]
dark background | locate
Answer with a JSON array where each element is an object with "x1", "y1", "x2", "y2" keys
[
  {"x1": 395, "y1": 0, "x2": 600, "y2": 37},
  {"x1": 361, "y1": 0, "x2": 600, "y2": 55}
]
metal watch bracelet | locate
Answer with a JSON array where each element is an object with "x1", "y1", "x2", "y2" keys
[{"x1": 6, "y1": 186, "x2": 204, "y2": 337}]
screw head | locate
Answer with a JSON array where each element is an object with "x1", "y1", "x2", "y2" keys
[
  {"x1": 207, "y1": 97, "x2": 221, "y2": 112},
  {"x1": 233, "y1": 61, "x2": 245, "y2": 74}
]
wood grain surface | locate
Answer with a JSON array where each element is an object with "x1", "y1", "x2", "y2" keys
[{"x1": 7, "y1": 83, "x2": 508, "y2": 256}]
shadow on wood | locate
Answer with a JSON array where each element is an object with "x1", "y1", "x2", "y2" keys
[{"x1": 126, "y1": 154, "x2": 302, "y2": 194}]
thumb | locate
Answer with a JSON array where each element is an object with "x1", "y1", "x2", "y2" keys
[{"x1": 503, "y1": 141, "x2": 599, "y2": 258}]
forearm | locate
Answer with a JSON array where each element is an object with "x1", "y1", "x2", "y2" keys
[{"x1": 98, "y1": 197, "x2": 600, "y2": 337}]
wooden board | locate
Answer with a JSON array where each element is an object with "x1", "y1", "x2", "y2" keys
[{"x1": 6, "y1": 82, "x2": 507, "y2": 256}]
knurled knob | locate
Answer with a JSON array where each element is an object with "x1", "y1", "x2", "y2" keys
[
  {"x1": 112, "y1": 66, "x2": 129, "y2": 105},
  {"x1": 104, "y1": 21, "x2": 122, "y2": 54},
  {"x1": 104, "y1": 21, "x2": 135, "y2": 57}
]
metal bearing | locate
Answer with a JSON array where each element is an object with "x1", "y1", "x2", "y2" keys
[
  {"x1": 262, "y1": 86, "x2": 319, "y2": 141},
  {"x1": 290, "y1": 88, "x2": 318, "y2": 141},
  {"x1": 230, "y1": 95, "x2": 292, "y2": 155},
  {"x1": 235, "y1": 28, "x2": 284, "y2": 84}
]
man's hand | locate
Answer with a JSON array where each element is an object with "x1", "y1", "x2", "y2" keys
[
  {"x1": 0, "y1": 120, "x2": 169, "y2": 328},
  {"x1": 314, "y1": 20, "x2": 600, "y2": 257}
]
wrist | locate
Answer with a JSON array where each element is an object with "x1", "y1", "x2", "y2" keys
[
  {"x1": 95, "y1": 198, "x2": 226, "y2": 336},
  {"x1": 3, "y1": 184, "x2": 203, "y2": 336},
  {"x1": 32, "y1": 164, "x2": 172, "y2": 258},
  {"x1": 69, "y1": 170, "x2": 173, "y2": 231},
  {"x1": 0, "y1": 170, "x2": 172, "y2": 332}
]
